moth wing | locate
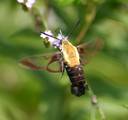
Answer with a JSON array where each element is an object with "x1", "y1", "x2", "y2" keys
[
  {"x1": 19, "y1": 52, "x2": 63, "y2": 73},
  {"x1": 77, "y1": 38, "x2": 103, "y2": 64}
]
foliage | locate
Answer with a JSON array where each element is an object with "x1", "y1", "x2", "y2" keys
[{"x1": 0, "y1": 0, "x2": 128, "y2": 120}]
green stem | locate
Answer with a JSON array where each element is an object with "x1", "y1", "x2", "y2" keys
[{"x1": 88, "y1": 86, "x2": 106, "y2": 120}]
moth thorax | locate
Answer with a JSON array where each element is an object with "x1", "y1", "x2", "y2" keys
[{"x1": 61, "y1": 40, "x2": 80, "y2": 67}]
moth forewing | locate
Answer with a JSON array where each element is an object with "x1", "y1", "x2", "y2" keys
[
  {"x1": 19, "y1": 52, "x2": 63, "y2": 72},
  {"x1": 77, "y1": 38, "x2": 104, "y2": 65}
]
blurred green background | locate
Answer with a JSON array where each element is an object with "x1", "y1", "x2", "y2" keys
[{"x1": 0, "y1": 0, "x2": 128, "y2": 120}]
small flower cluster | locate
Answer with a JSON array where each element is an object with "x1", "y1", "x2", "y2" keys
[
  {"x1": 17, "y1": 0, "x2": 36, "y2": 9},
  {"x1": 40, "y1": 30, "x2": 66, "y2": 49}
]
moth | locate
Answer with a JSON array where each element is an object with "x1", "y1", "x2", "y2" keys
[{"x1": 20, "y1": 30, "x2": 102, "y2": 97}]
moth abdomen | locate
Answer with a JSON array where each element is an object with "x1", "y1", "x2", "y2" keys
[{"x1": 65, "y1": 64, "x2": 88, "y2": 96}]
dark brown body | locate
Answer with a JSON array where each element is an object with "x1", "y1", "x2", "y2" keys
[{"x1": 65, "y1": 63, "x2": 88, "y2": 96}]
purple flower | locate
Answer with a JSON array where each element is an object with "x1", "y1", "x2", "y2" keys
[
  {"x1": 17, "y1": 0, "x2": 36, "y2": 9},
  {"x1": 40, "y1": 30, "x2": 56, "y2": 45},
  {"x1": 40, "y1": 30, "x2": 66, "y2": 49}
]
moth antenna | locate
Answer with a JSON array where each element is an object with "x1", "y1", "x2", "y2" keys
[
  {"x1": 60, "y1": 30, "x2": 63, "y2": 35},
  {"x1": 40, "y1": 32, "x2": 61, "y2": 40},
  {"x1": 59, "y1": 30, "x2": 65, "y2": 40},
  {"x1": 68, "y1": 19, "x2": 80, "y2": 39}
]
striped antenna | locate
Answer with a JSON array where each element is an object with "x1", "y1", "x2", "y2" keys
[
  {"x1": 68, "y1": 19, "x2": 80, "y2": 38},
  {"x1": 40, "y1": 32, "x2": 61, "y2": 40}
]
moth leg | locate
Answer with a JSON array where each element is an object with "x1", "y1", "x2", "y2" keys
[{"x1": 59, "y1": 59, "x2": 65, "y2": 80}]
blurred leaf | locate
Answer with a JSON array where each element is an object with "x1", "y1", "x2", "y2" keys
[
  {"x1": 54, "y1": 0, "x2": 75, "y2": 6},
  {"x1": 87, "y1": 54, "x2": 128, "y2": 85}
]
